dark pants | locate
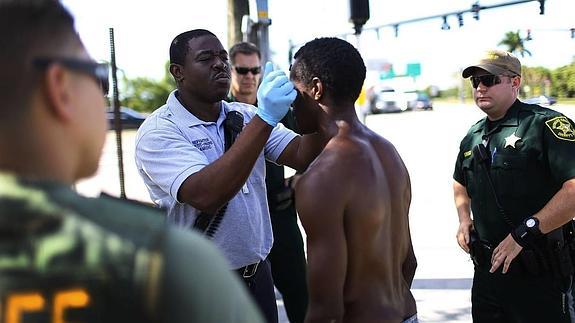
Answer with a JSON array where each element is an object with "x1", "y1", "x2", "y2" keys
[
  {"x1": 236, "y1": 258, "x2": 278, "y2": 323},
  {"x1": 268, "y1": 206, "x2": 308, "y2": 323},
  {"x1": 472, "y1": 268, "x2": 575, "y2": 322}
]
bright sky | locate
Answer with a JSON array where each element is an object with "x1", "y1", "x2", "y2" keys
[{"x1": 62, "y1": 0, "x2": 575, "y2": 89}]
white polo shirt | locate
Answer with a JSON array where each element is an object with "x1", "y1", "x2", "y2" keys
[{"x1": 135, "y1": 90, "x2": 298, "y2": 269}]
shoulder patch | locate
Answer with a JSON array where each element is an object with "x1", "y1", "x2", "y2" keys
[{"x1": 545, "y1": 116, "x2": 575, "y2": 141}]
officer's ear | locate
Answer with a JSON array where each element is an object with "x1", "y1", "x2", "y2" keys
[
  {"x1": 311, "y1": 77, "x2": 323, "y2": 101},
  {"x1": 511, "y1": 75, "x2": 521, "y2": 89},
  {"x1": 42, "y1": 63, "x2": 74, "y2": 123}
]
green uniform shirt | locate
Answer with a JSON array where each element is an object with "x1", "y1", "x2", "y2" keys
[
  {"x1": 453, "y1": 100, "x2": 575, "y2": 245},
  {"x1": 0, "y1": 173, "x2": 263, "y2": 323}
]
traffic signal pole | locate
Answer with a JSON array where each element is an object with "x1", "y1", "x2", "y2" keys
[{"x1": 256, "y1": 0, "x2": 271, "y2": 65}]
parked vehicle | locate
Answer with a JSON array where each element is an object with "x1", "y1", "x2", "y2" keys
[
  {"x1": 406, "y1": 92, "x2": 433, "y2": 111},
  {"x1": 368, "y1": 87, "x2": 406, "y2": 114},
  {"x1": 524, "y1": 95, "x2": 557, "y2": 106},
  {"x1": 107, "y1": 107, "x2": 147, "y2": 130}
]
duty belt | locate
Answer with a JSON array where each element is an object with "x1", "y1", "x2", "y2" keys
[{"x1": 235, "y1": 261, "x2": 260, "y2": 279}]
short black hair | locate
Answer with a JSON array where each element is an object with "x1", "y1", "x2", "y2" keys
[
  {"x1": 229, "y1": 42, "x2": 261, "y2": 65},
  {"x1": 169, "y1": 29, "x2": 217, "y2": 65},
  {"x1": 292, "y1": 37, "x2": 366, "y2": 103},
  {"x1": 0, "y1": 0, "x2": 80, "y2": 120}
]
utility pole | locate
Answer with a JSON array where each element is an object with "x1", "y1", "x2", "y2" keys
[
  {"x1": 227, "y1": 0, "x2": 249, "y2": 48},
  {"x1": 227, "y1": 0, "x2": 271, "y2": 64},
  {"x1": 254, "y1": 0, "x2": 271, "y2": 65}
]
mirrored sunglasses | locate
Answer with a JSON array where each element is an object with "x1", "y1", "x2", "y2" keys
[
  {"x1": 234, "y1": 66, "x2": 261, "y2": 75},
  {"x1": 470, "y1": 75, "x2": 503, "y2": 89}
]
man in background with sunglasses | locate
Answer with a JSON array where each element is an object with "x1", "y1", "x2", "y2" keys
[
  {"x1": 228, "y1": 42, "x2": 263, "y2": 105},
  {"x1": 453, "y1": 49, "x2": 575, "y2": 322},
  {"x1": 0, "y1": 1, "x2": 264, "y2": 322},
  {"x1": 227, "y1": 42, "x2": 309, "y2": 323}
]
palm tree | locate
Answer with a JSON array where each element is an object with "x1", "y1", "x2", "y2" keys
[{"x1": 498, "y1": 30, "x2": 532, "y2": 57}]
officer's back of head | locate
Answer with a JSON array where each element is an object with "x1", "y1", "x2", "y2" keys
[{"x1": 0, "y1": 0, "x2": 108, "y2": 182}]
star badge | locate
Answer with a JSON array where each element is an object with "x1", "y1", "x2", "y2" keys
[{"x1": 504, "y1": 132, "x2": 521, "y2": 148}]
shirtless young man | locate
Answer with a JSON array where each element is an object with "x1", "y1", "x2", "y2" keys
[{"x1": 290, "y1": 37, "x2": 418, "y2": 323}]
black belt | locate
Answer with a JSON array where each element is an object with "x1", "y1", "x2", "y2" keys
[{"x1": 235, "y1": 261, "x2": 261, "y2": 279}]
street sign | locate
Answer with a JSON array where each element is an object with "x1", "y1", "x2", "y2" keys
[
  {"x1": 380, "y1": 67, "x2": 396, "y2": 80},
  {"x1": 407, "y1": 63, "x2": 421, "y2": 77}
]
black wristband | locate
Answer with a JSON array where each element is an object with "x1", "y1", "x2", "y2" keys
[
  {"x1": 511, "y1": 224, "x2": 532, "y2": 248},
  {"x1": 511, "y1": 216, "x2": 543, "y2": 249}
]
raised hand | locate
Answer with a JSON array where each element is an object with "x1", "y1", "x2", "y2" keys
[{"x1": 256, "y1": 62, "x2": 297, "y2": 127}]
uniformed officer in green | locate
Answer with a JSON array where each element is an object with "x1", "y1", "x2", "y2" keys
[
  {"x1": 0, "y1": 1, "x2": 263, "y2": 322},
  {"x1": 453, "y1": 49, "x2": 575, "y2": 322}
]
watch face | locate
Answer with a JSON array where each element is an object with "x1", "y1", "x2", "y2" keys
[{"x1": 526, "y1": 218, "x2": 536, "y2": 228}]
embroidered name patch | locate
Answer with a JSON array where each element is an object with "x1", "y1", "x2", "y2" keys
[
  {"x1": 191, "y1": 138, "x2": 214, "y2": 151},
  {"x1": 545, "y1": 116, "x2": 575, "y2": 141},
  {"x1": 464, "y1": 150, "x2": 472, "y2": 158}
]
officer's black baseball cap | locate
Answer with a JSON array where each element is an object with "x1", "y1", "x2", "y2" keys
[{"x1": 462, "y1": 50, "x2": 521, "y2": 78}]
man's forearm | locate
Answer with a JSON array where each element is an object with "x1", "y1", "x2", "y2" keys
[
  {"x1": 178, "y1": 116, "x2": 272, "y2": 213},
  {"x1": 453, "y1": 181, "x2": 472, "y2": 223},
  {"x1": 536, "y1": 178, "x2": 575, "y2": 234}
]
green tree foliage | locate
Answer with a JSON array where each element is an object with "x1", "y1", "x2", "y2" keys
[
  {"x1": 521, "y1": 66, "x2": 551, "y2": 97},
  {"x1": 121, "y1": 61, "x2": 176, "y2": 113},
  {"x1": 552, "y1": 62, "x2": 575, "y2": 98},
  {"x1": 498, "y1": 30, "x2": 531, "y2": 57}
]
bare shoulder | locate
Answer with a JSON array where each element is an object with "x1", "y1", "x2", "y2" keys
[
  {"x1": 294, "y1": 136, "x2": 354, "y2": 228},
  {"x1": 296, "y1": 133, "x2": 366, "y2": 200}
]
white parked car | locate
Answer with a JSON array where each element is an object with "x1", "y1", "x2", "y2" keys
[{"x1": 368, "y1": 87, "x2": 407, "y2": 114}]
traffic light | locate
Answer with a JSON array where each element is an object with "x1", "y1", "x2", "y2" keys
[
  {"x1": 471, "y1": 3, "x2": 480, "y2": 20},
  {"x1": 441, "y1": 16, "x2": 450, "y2": 30},
  {"x1": 349, "y1": 0, "x2": 370, "y2": 35},
  {"x1": 538, "y1": 0, "x2": 545, "y2": 14},
  {"x1": 571, "y1": 28, "x2": 575, "y2": 39},
  {"x1": 457, "y1": 14, "x2": 464, "y2": 27},
  {"x1": 526, "y1": 29, "x2": 532, "y2": 41}
]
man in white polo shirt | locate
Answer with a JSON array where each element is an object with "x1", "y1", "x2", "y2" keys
[{"x1": 135, "y1": 29, "x2": 323, "y2": 323}]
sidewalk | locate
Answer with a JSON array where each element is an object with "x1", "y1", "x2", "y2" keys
[{"x1": 412, "y1": 279, "x2": 472, "y2": 322}]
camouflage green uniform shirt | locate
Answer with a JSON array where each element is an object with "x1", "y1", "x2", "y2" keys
[{"x1": 0, "y1": 173, "x2": 263, "y2": 323}]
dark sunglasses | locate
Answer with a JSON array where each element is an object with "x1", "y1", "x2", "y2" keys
[
  {"x1": 233, "y1": 66, "x2": 261, "y2": 75},
  {"x1": 33, "y1": 57, "x2": 110, "y2": 96},
  {"x1": 470, "y1": 74, "x2": 516, "y2": 89}
]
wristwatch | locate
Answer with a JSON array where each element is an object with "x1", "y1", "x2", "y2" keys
[
  {"x1": 511, "y1": 216, "x2": 542, "y2": 248},
  {"x1": 525, "y1": 216, "x2": 542, "y2": 236}
]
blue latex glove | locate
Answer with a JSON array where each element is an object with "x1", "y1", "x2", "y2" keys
[{"x1": 256, "y1": 62, "x2": 297, "y2": 127}]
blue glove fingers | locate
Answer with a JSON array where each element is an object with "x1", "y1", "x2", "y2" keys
[
  {"x1": 263, "y1": 71, "x2": 288, "y2": 86},
  {"x1": 284, "y1": 87, "x2": 297, "y2": 103},
  {"x1": 255, "y1": 62, "x2": 294, "y2": 127},
  {"x1": 275, "y1": 88, "x2": 296, "y2": 107},
  {"x1": 262, "y1": 61, "x2": 274, "y2": 79},
  {"x1": 276, "y1": 77, "x2": 295, "y2": 95},
  {"x1": 264, "y1": 75, "x2": 290, "y2": 97}
]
